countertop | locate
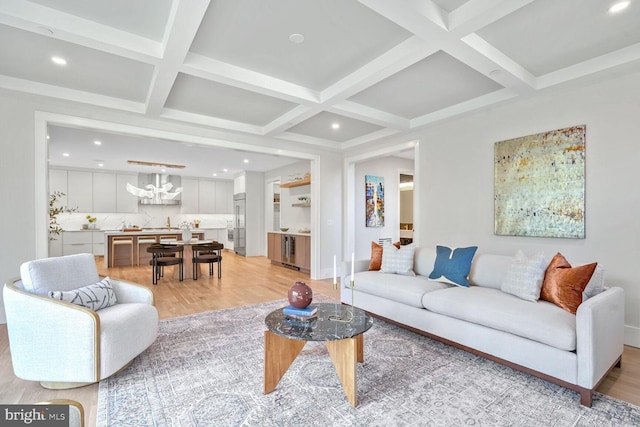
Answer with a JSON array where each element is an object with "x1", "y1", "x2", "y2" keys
[
  {"x1": 104, "y1": 229, "x2": 212, "y2": 236},
  {"x1": 268, "y1": 230, "x2": 311, "y2": 237}
]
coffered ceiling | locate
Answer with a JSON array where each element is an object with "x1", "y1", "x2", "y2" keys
[{"x1": 1, "y1": 0, "x2": 639, "y2": 155}]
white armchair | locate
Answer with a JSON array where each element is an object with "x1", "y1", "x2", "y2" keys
[{"x1": 3, "y1": 253, "x2": 158, "y2": 389}]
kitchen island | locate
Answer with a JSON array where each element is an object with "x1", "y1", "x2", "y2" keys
[{"x1": 104, "y1": 230, "x2": 205, "y2": 268}]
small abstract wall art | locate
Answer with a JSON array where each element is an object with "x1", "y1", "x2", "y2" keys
[
  {"x1": 494, "y1": 125, "x2": 586, "y2": 238},
  {"x1": 365, "y1": 175, "x2": 385, "y2": 227}
]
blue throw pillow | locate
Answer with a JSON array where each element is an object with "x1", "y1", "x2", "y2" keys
[{"x1": 428, "y1": 246, "x2": 478, "y2": 287}]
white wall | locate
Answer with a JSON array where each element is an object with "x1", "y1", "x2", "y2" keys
[
  {"x1": 407, "y1": 71, "x2": 640, "y2": 346},
  {"x1": 0, "y1": 97, "x2": 35, "y2": 323},
  {"x1": 353, "y1": 157, "x2": 414, "y2": 259}
]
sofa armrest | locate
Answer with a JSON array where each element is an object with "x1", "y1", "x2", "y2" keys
[
  {"x1": 108, "y1": 278, "x2": 154, "y2": 305},
  {"x1": 576, "y1": 286, "x2": 625, "y2": 388},
  {"x1": 341, "y1": 259, "x2": 370, "y2": 284},
  {"x1": 3, "y1": 281, "x2": 100, "y2": 382}
]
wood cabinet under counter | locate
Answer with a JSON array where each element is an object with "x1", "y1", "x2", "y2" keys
[{"x1": 267, "y1": 232, "x2": 310, "y2": 273}]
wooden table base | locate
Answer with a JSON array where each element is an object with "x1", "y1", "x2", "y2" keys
[{"x1": 263, "y1": 330, "x2": 364, "y2": 406}]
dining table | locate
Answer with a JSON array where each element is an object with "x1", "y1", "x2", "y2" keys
[{"x1": 161, "y1": 239, "x2": 223, "y2": 280}]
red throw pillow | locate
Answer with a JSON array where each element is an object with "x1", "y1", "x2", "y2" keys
[
  {"x1": 541, "y1": 252, "x2": 597, "y2": 314},
  {"x1": 368, "y1": 241, "x2": 401, "y2": 271}
]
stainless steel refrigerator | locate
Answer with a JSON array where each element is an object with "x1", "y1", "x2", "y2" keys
[{"x1": 233, "y1": 193, "x2": 246, "y2": 256}]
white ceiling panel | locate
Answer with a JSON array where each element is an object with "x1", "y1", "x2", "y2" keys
[
  {"x1": 189, "y1": 0, "x2": 412, "y2": 90},
  {"x1": 165, "y1": 73, "x2": 298, "y2": 126},
  {"x1": 1, "y1": 0, "x2": 639, "y2": 155},
  {"x1": 476, "y1": 0, "x2": 640, "y2": 76},
  {"x1": 349, "y1": 51, "x2": 503, "y2": 119},
  {"x1": 27, "y1": 0, "x2": 173, "y2": 42},
  {"x1": 287, "y1": 111, "x2": 383, "y2": 142},
  {"x1": 0, "y1": 24, "x2": 154, "y2": 101}
]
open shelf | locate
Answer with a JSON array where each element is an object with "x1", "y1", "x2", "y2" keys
[
  {"x1": 292, "y1": 203, "x2": 311, "y2": 207},
  {"x1": 280, "y1": 176, "x2": 311, "y2": 188}
]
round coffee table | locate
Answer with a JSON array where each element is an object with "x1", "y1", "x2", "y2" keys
[{"x1": 263, "y1": 303, "x2": 373, "y2": 406}]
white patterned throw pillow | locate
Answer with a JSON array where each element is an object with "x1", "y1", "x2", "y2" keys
[
  {"x1": 500, "y1": 250, "x2": 547, "y2": 302},
  {"x1": 381, "y1": 243, "x2": 416, "y2": 276},
  {"x1": 48, "y1": 277, "x2": 118, "y2": 311}
]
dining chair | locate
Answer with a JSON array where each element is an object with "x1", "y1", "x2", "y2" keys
[
  {"x1": 147, "y1": 244, "x2": 183, "y2": 284},
  {"x1": 192, "y1": 242, "x2": 223, "y2": 280}
]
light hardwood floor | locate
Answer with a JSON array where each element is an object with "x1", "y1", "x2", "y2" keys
[{"x1": 1, "y1": 251, "x2": 638, "y2": 427}]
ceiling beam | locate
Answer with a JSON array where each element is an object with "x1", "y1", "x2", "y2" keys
[{"x1": 145, "y1": 0, "x2": 210, "y2": 116}]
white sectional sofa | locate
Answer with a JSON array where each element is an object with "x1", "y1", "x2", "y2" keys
[{"x1": 341, "y1": 246, "x2": 625, "y2": 406}]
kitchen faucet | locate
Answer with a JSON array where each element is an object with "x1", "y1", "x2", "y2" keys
[{"x1": 166, "y1": 216, "x2": 171, "y2": 229}]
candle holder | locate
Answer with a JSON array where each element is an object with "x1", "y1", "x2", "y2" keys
[{"x1": 329, "y1": 278, "x2": 355, "y2": 323}]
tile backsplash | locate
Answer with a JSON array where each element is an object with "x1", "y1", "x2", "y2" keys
[{"x1": 56, "y1": 205, "x2": 232, "y2": 231}]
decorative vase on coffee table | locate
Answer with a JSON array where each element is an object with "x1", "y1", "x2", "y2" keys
[{"x1": 288, "y1": 281, "x2": 312, "y2": 308}]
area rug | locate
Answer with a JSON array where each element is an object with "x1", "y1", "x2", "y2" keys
[{"x1": 97, "y1": 299, "x2": 640, "y2": 426}]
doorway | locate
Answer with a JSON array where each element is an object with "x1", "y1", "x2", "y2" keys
[{"x1": 399, "y1": 173, "x2": 414, "y2": 245}]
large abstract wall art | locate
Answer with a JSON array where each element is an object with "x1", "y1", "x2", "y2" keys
[
  {"x1": 494, "y1": 125, "x2": 586, "y2": 239},
  {"x1": 365, "y1": 175, "x2": 385, "y2": 227}
]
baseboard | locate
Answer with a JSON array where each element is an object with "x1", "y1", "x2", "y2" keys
[{"x1": 624, "y1": 324, "x2": 640, "y2": 348}]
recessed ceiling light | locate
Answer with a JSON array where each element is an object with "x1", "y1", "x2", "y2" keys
[
  {"x1": 331, "y1": 122, "x2": 340, "y2": 130},
  {"x1": 212, "y1": 173, "x2": 218, "y2": 177},
  {"x1": 489, "y1": 69, "x2": 502, "y2": 77},
  {"x1": 94, "y1": 140, "x2": 102, "y2": 145},
  {"x1": 62, "y1": 153, "x2": 70, "y2": 157},
  {"x1": 223, "y1": 168, "x2": 228, "y2": 172},
  {"x1": 609, "y1": 1, "x2": 630, "y2": 13},
  {"x1": 51, "y1": 56, "x2": 67, "y2": 66},
  {"x1": 97, "y1": 163, "x2": 104, "y2": 167},
  {"x1": 46, "y1": 135, "x2": 50, "y2": 140},
  {"x1": 243, "y1": 159, "x2": 249, "y2": 163},
  {"x1": 160, "y1": 168, "x2": 167, "y2": 173},
  {"x1": 289, "y1": 33, "x2": 305, "y2": 44}
]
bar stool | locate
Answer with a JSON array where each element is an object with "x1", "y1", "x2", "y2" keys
[
  {"x1": 110, "y1": 236, "x2": 134, "y2": 267},
  {"x1": 192, "y1": 242, "x2": 223, "y2": 280},
  {"x1": 137, "y1": 236, "x2": 157, "y2": 265},
  {"x1": 147, "y1": 244, "x2": 183, "y2": 285}
]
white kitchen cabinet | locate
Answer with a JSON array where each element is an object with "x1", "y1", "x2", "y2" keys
[
  {"x1": 62, "y1": 231, "x2": 104, "y2": 256},
  {"x1": 92, "y1": 230, "x2": 105, "y2": 255},
  {"x1": 49, "y1": 236, "x2": 63, "y2": 257},
  {"x1": 67, "y1": 171, "x2": 93, "y2": 212},
  {"x1": 49, "y1": 169, "x2": 67, "y2": 203},
  {"x1": 116, "y1": 173, "x2": 138, "y2": 213},
  {"x1": 204, "y1": 229, "x2": 221, "y2": 241},
  {"x1": 199, "y1": 180, "x2": 216, "y2": 213},
  {"x1": 181, "y1": 177, "x2": 199, "y2": 213},
  {"x1": 215, "y1": 181, "x2": 232, "y2": 213},
  {"x1": 62, "y1": 231, "x2": 93, "y2": 256},
  {"x1": 92, "y1": 172, "x2": 116, "y2": 212}
]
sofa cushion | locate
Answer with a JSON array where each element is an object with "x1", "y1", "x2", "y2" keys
[
  {"x1": 48, "y1": 277, "x2": 118, "y2": 311},
  {"x1": 428, "y1": 246, "x2": 477, "y2": 287},
  {"x1": 352, "y1": 271, "x2": 451, "y2": 308},
  {"x1": 468, "y1": 253, "x2": 513, "y2": 289},
  {"x1": 541, "y1": 253, "x2": 597, "y2": 314},
  {"x1": 500, "y1": 250, "x2": 546, "y2": 302},
  {"x1": 422, "y1": 286, "x2": 577, "y2": 351},
  {"x1": 381, "y1": 243, "x2": 416, "y2": 276},
  {"x1": 369, "y1": 241, "x2": 400, "y2": 271},
  {"x1": 413, "y1": 246, "x2": 437, "y2": 276},
  {"x1": 20, "y1": 253, "x2": 100, "y2": 295},
  {"x1": 584, "y1": 264, "x2": 605, "y2": 299}
]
